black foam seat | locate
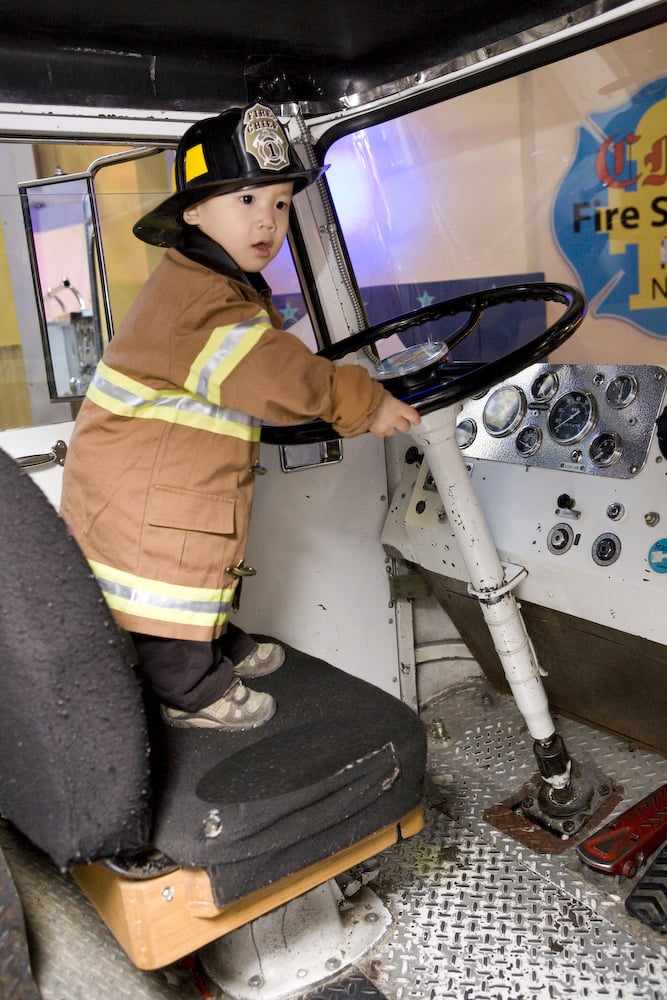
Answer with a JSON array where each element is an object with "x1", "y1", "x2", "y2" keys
[
  {"x1": 0, "y1": 445, "x2": 426, "y2": 967},
  {"x1": 149, "y1": 641, "x2": 425, "y2": 905}
]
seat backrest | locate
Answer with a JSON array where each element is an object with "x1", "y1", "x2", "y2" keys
[{"x1": 0, "y1": 447, "x2": 151, "y2": 869}]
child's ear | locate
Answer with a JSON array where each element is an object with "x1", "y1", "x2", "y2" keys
[{"x1": 182, "y1": 204, "x2": 200, "y2": 225}]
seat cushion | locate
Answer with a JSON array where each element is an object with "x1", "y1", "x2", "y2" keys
[{"x1": 148, "y1": 641, "x2": 426, "y2": 904}]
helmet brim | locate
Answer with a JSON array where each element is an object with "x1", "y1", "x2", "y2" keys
[{"x1": 133, "y1": 166, "x2": 327, "y2": 248}]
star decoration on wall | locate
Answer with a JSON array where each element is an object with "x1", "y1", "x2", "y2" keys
[{"x1": 280, "y1": 302, "x2": 300, "y2": 323}]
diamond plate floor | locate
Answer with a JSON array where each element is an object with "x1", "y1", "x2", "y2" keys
[
  {"x1": 3, "y1": 677, "x2": 666, "y2": 1000},
  {"x1": 354, "y1": 677, "x2": 667, "y2": 1000}
]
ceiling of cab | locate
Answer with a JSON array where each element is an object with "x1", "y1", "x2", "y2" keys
[{"x1": 0, "y1": 0, "x2": 660, "y2": 114}]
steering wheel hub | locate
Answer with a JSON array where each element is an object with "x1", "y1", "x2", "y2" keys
[{"x1": 374, "y1": 341, "x2": 450, "y2": 380}]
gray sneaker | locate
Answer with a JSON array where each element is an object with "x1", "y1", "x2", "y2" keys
[
  {"x1": 161, "y1": 679, "x2": 276, "y2": 730},
  {"x1": 233, "y1": 642, "x2": 285, "y2": 678}
]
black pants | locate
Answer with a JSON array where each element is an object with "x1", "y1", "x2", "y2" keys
[{"x1": 131, "y1": 622, "x2": 257, "y2": 711}]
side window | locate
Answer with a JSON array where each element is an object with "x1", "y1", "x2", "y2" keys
[
  {"x1": 21, "y1": 173, "x2": 109, "y2": 401},
  {"x1": 0, "y1": 142, "x2": 162, "y2": 431},
  {"x1": 0, "y1": 141, "x2": 314, "y2": 433},
  {"x1": 263, "y1": 242, "x2": 317, "y2": 352}
]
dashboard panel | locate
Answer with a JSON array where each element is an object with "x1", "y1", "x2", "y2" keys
[
  {"x1": 383, "y1": 363, "x2": 667, "y2": 754},
  {"x1": 383, "y1": 363, "x2": 667, "y2": 648},
  {"x1": 455, "y1": 363, "x2": 667, "y2": 479}
]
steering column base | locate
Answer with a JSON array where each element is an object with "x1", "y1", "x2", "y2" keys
[{"x1": 520, "y1": 757, "x2": 614, "y2": 839}]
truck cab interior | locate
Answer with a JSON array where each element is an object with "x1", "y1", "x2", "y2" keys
[{"x1": 0, "y1": 2, "x2": 666, "y2": 999}]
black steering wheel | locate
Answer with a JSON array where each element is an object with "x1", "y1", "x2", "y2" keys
[{"x1": 262, "y1": 282, "x2": 586, "y2": 446}]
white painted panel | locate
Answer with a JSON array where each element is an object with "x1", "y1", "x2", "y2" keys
[{"x1": 235, "y1": 434, "x2": 402, "y2": 695}]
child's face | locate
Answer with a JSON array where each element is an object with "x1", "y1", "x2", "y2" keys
[{"x1": 182, "y1": 182, "x2": 294, "y2": 272}]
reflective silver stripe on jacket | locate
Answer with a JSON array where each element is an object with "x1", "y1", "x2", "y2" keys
[
  {"x1": 87, "y1": 361, "x2": 261, "y2": 440},
  {"x1": 190, "y1": 314, "x2": 270, "y2": 401},
  {"x1": 89, "y1": 559, "x2": 236, "y2": 628}
]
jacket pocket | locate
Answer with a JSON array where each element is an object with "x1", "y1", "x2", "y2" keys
[{"x1": 146, "y1": 484, "x2": 236, "y2": 535}]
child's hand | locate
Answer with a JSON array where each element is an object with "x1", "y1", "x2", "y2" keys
[{"x1": 368, "y1": 392, "x2": 421, "y2": 437}]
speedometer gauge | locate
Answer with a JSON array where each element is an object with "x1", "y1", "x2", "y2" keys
[
  {"x1": 548, "y1": 390, "x2": 597, "y2": 444},
  {"x1": 482, "y1": 386, "x2": 526, "y2": 437}
]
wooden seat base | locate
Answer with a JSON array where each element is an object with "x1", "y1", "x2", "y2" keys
[{"x1": 73, "y1": 805, "x2": 424, "y2": 970}]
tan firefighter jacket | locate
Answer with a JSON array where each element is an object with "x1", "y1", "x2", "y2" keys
[{"x1": 60, "y1": 247, "x2": 386, "y2": 642}]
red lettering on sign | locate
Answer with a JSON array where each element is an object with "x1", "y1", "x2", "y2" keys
[
  {"x1": 643, "y1": 136, "x2": 667, "y2": 186},
  {"x1": 595, "y1": 134, "x2": 639, "y2": 188}
]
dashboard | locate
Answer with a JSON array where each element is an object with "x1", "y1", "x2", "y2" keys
[
  {"x1": 383, "y1": 363, "x2": 667, "y2": 647},
  {"x1": 382, "y1": 362, "x2": 667, "y2": 755},
  {"x1": 455, "y1": 363, "x2": 667, "y2": 480}
]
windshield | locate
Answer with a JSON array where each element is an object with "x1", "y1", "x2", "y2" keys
[{"x1": 324, "y1": 22, "x2": 667, "y2": 368}]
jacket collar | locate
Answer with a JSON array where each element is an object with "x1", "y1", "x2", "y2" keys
[{"x1": 175, "y1": 225, "x2": 271, "y2": 298}]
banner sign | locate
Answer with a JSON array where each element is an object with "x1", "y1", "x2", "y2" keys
[{"x1": 553, "y1": 76, "x2": 667, "y2": 337}]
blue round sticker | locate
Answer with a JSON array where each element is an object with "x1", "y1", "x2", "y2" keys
[{"x1": 648, "y1": 539, "x2": 667, "y2": 573}]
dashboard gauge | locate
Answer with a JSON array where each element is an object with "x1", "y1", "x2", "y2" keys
[
  {"x1": 590, "y1": 432, "x2": 623, "y2": 467},
  {"x1": 482, "y1": 385, "x2": 526, "y2": 437},
  {"x1": 531, "y1": 370, "x2": 559, "y2": 402},
  {"x1": 515, "y1": 425, "x2": 542, "y2": 458},
  {"x1": 606, "y1": 373, "x2": 638, "y2": 409},
  {"x1": 548, "y1": 389, "x2": 597, "y2": 444},
  {"x1": 456, "y1": 417, "x2": 477, "y2": 449}
]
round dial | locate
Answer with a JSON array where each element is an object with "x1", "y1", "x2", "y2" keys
[
  {"x1": 456, "y1": 417, "x2": 477, "y2": 449},
  {"x1": 606, "y1": 374, "x2": 638, "y2": 409},
  {"x1": 531, "y1": 370, "x2": 559, "y2": 402},
  {"x1": 590, "y1": 432, "x2": 622, "y2": 467},
  {"x1": 482, "y1": 386, "x2": 526, "y2": 437},
  {"x1": 515, "y1": 425, "x2": 542, "y2": 458},
  {"x1": 548, "y1": 390, "x2": 597, "y2": 444}
]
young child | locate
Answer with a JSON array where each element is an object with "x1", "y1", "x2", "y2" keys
[{"x1": 60, "y1": 103, "x2": 420, "y2": 731}]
